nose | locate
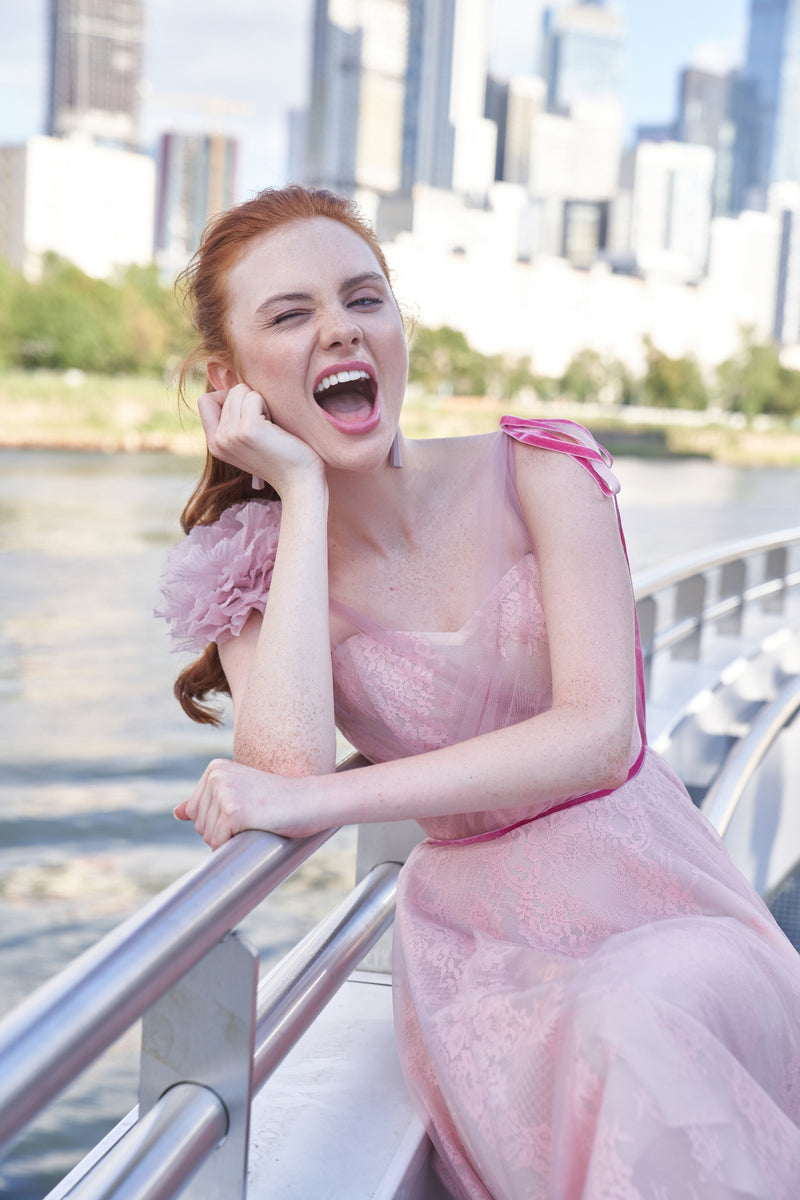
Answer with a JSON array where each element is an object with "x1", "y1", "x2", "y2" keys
[{"x1": 319, "y1": 305, "x2": 362, "y2": 350}]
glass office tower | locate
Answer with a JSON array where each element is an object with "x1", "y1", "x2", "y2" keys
[
  {"x1": 47, "y1": 0, "x2": 144, "y2": 150},
  {"x1": 541, "y1": 0, "x2": 624, "y2": 115},
  {"x1": 735, "y1": 0, "x2": 800, "y2": 209}
]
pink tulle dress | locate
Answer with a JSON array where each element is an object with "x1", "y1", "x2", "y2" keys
[{"x1": 158, "y1": 418, "x2": 800, "y2": 1199}]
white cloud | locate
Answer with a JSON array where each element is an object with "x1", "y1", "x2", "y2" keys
[{"x1": 689, "y1": 38, "x2": 741, "y2": 75}]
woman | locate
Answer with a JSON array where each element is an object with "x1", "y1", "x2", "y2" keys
[{"x1": 158, "y1": 185, "x2": 800, "y2": 1198}]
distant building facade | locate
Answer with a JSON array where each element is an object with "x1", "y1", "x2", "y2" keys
[
  {"x1": 734, "y1": 0, "x2": 800, "y2": 210},
  {"x1": 47, "y1": 0, "x2": 145, "y2": 149},
  {"x1": 402, "y1": 0, "x2": 495, "y2": 198},
  {"x1": 627, "y1": 140, "x2": 716, "y2": 283},
  {"x1": 304, "y1": 0, "x2": 410, "y2": 196},
  {"x1": 769, "y1": 181, "x2": 800, "y2": 344},
  {"x1": 154, "y1": 133, "x2": 238, "y2": 280},
  {"x1": 0, "y1": 136, "x2": 154, "y2": 280},
  {"x1": 299, "y1": 0, "x2": 495, "y2": 202},
  {"x1": 676, "y1": 67, "x2": 737, "y2": 217},
  {"x1": 541, "y1": 0, "x2": 625, "y2": 115}
]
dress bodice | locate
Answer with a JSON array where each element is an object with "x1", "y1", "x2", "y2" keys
[{"x1": 156, "y1": 416, "x2": 645, "y2": 840}]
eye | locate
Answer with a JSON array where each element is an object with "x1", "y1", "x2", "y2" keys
[
  {"x1": 270, "y1": 309, "x2": 309, "y2": 326},
  {"x1": 348, "y1": 294, "x2": 383, "y2": 311}
]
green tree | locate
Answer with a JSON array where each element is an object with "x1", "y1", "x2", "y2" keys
[
  {"x1": 408, "y1": 325, "x2": 489, "y2": 395},
  {"x1": 0, "y1": 256, "x2": 19, "y2": 368},
  {"x1": 0, "y1": 254, "x2": 193, "y2": 374},
  {"x1": 499, "y1": 354, "x2": 538, "y2": 399},
  {"x1": 409, "y1": 325, "x2": 545, "y2": 400},
  {"x1": 7, "y1": 257, "x2": 129, "y2": 371},
  {"x1": 716, "y1": 334, "x2": 800, "y2": 419},
  {"x1": 560, "y1": 349, "x2": 607, "y2": 403},
  {"x1": 641, "y1": 339, "x2": 708, "y2": 410}
]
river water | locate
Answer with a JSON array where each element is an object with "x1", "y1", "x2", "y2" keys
[{"x1": 1, "y1": 444, "x2": 799, "y2": 1196}]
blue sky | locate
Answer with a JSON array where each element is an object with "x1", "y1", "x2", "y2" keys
[{"x1": 0, "y1": 0, "x2": 750, "y2": 200}]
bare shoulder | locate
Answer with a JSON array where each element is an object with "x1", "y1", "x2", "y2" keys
[{"x1": 509, "y1": 434, "x2": 615, "y2": 533}]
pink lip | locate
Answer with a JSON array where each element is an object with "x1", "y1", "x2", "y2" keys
[
  {"x1": 312, "y1": 359, "x2": 376, "y2": 394},
  {"x1": 313, "y1": 359, "x2": 381, "y2": 436}
]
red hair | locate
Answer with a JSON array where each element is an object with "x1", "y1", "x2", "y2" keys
[{"x1": 173, "y1": 185, "x2": 394, "y2": 723}]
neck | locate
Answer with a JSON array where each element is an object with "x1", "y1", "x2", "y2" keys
[{"x1": 325, "y1": 435, "x2": 419, "y2": 554}]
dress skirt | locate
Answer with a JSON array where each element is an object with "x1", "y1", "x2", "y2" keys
[{"x1": 393, "y1": 751, "x2": 800, "y2": 1200}]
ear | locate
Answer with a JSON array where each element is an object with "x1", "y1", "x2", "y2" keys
[{"x1": 207, "y1": 357, "x2": 240, "y2": 392}]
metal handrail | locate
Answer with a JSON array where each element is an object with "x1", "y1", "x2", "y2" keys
[
  {"x1": 631, "y1": 527, "x2": 800, "y2": 686},
  {"x1": 0, "y1": 825, "x2": 335, "y2": 1154},
  {"x1": 58, "y1": 861, "x2": 400, "y2": 1199},
  {"x1": 633, "y1": 527, "x2": 800, "y2": 602},
  {"x1": 60, "y1": 1085, "x2": 227, "y2": 1200},
  {"x1": 643, "y1": 576, "x2": 800, "y2": 659},
  {"x1": 702, "y1": 675, "x2": 800, "y2": 837},
  {"x1": 253, "y1": 861, "x2": 399, "y2": 1088}
]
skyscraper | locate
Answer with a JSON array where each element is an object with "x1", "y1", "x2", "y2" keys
[
  {"x1": 735, "y1": 0, "x2": 800, "y2": 210},
  {"x1": 154, "y1": 133, "x2": 238, "y2": 280},
  {"x1": 47, "y1": 0, "x2": 145, "y2": 150},
  {"x1": 304, "y1": 0, "x2": 410, "y2": 196},
  {"x1": 676, "y1": 67, "x2": 736, "y2": 216},
  {"x1": 541, "y1": 0, "x2": 624, "y2": 115},
  {"x1": 402, "y1": 0, "x2": 495, "y2": 198},
  {"x1": 300, "y1": 0, "x2": 495, "y2": 201}
]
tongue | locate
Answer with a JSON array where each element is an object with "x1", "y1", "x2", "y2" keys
[{"x1": 317, "y1": 391, "x2": 374, "y2": 423}]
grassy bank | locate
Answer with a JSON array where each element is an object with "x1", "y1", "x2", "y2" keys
[{"x1": 2, "y1": 370, "x2": 800, "y2": 467}]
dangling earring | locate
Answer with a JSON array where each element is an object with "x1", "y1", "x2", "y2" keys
[{"x1": 389, "y1": 433, "x2": 403, "y2": 468}]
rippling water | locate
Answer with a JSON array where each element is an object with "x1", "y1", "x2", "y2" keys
[{"x1": 1, "y1": 444, "x2": 799, "y2": 1195}]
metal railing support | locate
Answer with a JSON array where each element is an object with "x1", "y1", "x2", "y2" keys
[
  {"x1": 764, "y1": 546, "x2": 788, "y2": 614},
  {"x1": 632, "y1": 527, "x2": 800, "y2": 678},
  {"x1": 138, "y1": 931, "x2": 259, "y2": 1198},
  {"x1": 254, "y1": 860, "x2": 400, "y2": 1089},
  {"x1": 45, "y1": 862, "x2": 400, "y2": 1200},
  {"x1": 0, "y1": 826, "x2": 334, "y2": 1155},
  {"x1": 60, "y1": 1083, "x2": 227, "y2": 1200},
  {"x1": 718, "y1": 559, "x2": 746, "y2": 636},
  {"x1": 702, "y1": 674, "x2": 800, "y2": 837},
  {"x1": 672, "y1": 573, "x2": 706, "y2": 661}
]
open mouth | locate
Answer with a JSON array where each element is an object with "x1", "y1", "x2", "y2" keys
[{"x1": 313, "y1": 367, "x2": 378, "y2": 428}]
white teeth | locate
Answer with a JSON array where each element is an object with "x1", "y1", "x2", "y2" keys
[{"x1": 315, "y1": 369, "x2": 371, "y2": 394}]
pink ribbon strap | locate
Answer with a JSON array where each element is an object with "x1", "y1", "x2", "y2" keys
[{"x1": 499, "y1": 416, "x2": 620, "y2": 497}]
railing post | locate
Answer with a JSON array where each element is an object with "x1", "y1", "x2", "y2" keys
[
  {"x1": 138, "y1": 931, "x2": 259, "y2": 1199},
  {"x1": 764, "y1": 547, "x2": 788, "y2": 614},
  {"x1": 636, "y1": 594, "x2": 656, "y2": 694},
  {"x1": 673, "y1": 573, "x2": 706, "y2": 660},
  {"x1": 718, "y1": 558, "x2": 746, "y2": 635}
]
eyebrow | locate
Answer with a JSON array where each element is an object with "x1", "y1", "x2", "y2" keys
[{"x1": 254, "y1": 272, "x2": 386, "y2": 318}]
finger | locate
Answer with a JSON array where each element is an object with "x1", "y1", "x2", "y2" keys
[
  {"x1": 197, "y1": 391, "x2": 226, "y2": 440},
  {"x1": 210, "y1": 811, "x2": 235, "y2": 851},
  {"x1": 240, "y1": 388, "x2": 269, "y2": 419},
  {"x1": 177, "y1": 760, "x2": 216, "y2": 826}
]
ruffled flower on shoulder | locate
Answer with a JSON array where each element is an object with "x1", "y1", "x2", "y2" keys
[{"x1": 155, "y1": 500, "x2": 281, "y2": 652}]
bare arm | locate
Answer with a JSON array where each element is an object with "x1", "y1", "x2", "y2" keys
[
  {"x1": 220, "y1": 471, "x2": 336, "y2": 777},
  {"x1": 196, "y1": 386, "x2": 337, "y2": 777},
  {"x1": 182, "y1": 443, "x2": 639, "y2": 847}
]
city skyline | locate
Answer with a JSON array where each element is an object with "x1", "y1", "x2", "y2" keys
[{"x1": 0, "y1": 0, "x2": 747, "y2": 201}]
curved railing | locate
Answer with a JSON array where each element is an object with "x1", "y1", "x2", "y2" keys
[
  {"x1": 703, "y1": 675, "x2": 800, "y2": 838},
  {"x1": 633, "y1": 526, "x2": 800, "y2": 691},
  {"x1": 0, "y1": 528, "x2": 798, "y2": 1198}
]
